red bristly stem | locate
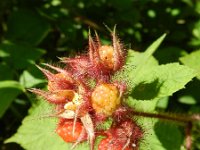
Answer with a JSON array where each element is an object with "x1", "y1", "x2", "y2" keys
[
  {"x1": 131, "y1": 110, "x2": 200, "y2": 123},
  {"x1": 185, "y1": 122, "x2": 192, "y2": 150}
]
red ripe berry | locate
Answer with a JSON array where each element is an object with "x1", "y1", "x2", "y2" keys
[
  {"x1": 98, "y1": 132, "x2": 131, "y2": 150},
  {"x1": 98, "y1": 120, "x2": 143, "y2": 150},
  {"x1": 56, "y1": 119, "x2": 87, "y2": 143}
]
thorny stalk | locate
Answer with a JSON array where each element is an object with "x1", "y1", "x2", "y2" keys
[
  {"x1": 185, "y1": 122, "x2": 192, "y2": 150},
  {"x1": 131, "y1": 110, "x2": 200, "y2": 123}
]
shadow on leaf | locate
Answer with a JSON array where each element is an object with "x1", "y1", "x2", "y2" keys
[{"x1": 131, "y1": 79, "x2": 162, "y2": 100}]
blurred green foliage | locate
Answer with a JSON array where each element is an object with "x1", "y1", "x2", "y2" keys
[{"x1": 0, "y1": 0, "x2": 200, "y2": 149}]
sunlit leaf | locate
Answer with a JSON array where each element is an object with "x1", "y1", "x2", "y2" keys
[
  {"x1": 180, "y1": 49, "x2": 200, "y2": 80},
  {"x1": 5, "y1": 100, "x2": 102, "y2": 150},
  {"x1": 19, "y1": 65, "x2": 46, "y2": 88}
]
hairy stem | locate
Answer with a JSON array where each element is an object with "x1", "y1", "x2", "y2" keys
[
  {"x1": 185, "y1": 122, "x2": 192, "y2": 150},
  {"x1": 131, "y1": 110, "x2": 200, "y2": 123}
]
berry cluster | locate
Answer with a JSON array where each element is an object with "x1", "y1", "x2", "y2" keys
[{"x1": 30, "y1": 27, "x2": 143, "y2": 150}]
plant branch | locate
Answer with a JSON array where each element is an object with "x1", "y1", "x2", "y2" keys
[
  {"x1": 131, "y1": 110, "x2": 200, "y2": 124},
  {"x1": 185, "y1": 122, "x2": 192, "y2": 150}
]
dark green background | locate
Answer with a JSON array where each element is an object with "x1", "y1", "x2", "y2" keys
[{"x1": 0, "y1": 0, "x2": 200, "y2": 149}]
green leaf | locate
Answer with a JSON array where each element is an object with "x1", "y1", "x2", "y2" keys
[
  {"x1": 113, "y1": 34, "x2": 167, "y2": 112},
  {"x1": 138, "y1": 119, "x2": 184, "y2": 150},
  {"x1": 0, "y1": 80, "x2": 25, "y2": 118},
  {"x1": 0, "y1": 42, "x2": 45, "y2": 69},
  {"x1": 114, "y1": 40, "x2": 195, "y2": 111},
  {"x1": 114, "y1": 51, "x2": 159, "y2": 112},
  {"x1": 154, "y1": 46, "x2": 188, "y2": 64},
  {"x1": 156, "y1": 97, "x2": 169, "y2": 110},
  {"x1": 177, "y1": 78, "x2": 200, "y2": 105},
  {"x1": 19, "y1": 65, "x2": 46, "y2": 88},
  {"x1": 191, "y1": 21, "x2": 200, "y2": 40},
  {"x1": 110, "y1": 0, "x2": 132, "y2": 10},
  {"x1": 113, "y1": 50, "x2": 159, "y2": 91},
  {"x1": 114, "y1": 34, "x2": 195, "y2": 113},
  {"x1": 154, "y1": 121, "x2": 183, "y2": 150},
  {"x1": 131, "y1": 33, "x2": 166, "y2": 77},
  {"x1": 113, "y1": 50, "x2": 159, "y2": 112},
  {"x1": 143, "y1": 33, "x2": 167, "y2": 62},
  {"x1": 6, "y1": 9, "x2": 50, "y2": 46},
  {"x1": 0, "y1": 63, "x2": 14, "y2": 80},
  {"x1": 125, "y1": 63, "x2": 196, "y2": 112},
  {"x1": 132, "y1": 63, "x2": 196, "y2": 100},
  {"x1": 178, "y1": 95, "x2": 197, "y2": 105},
  {"x1": 5, "y1": 101, "x2": 101, "y2": 150},
  {"x1": 179, "y1": 49, "x2": 200, "y2": 80},
  {"x1": 114, "y1": 34, "x2": 166, "y2": 87},
  {"x1": 126, "y1": 96, "x2": 158, "y2": 112}
]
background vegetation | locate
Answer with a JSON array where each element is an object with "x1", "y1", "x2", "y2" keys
[{"x1": 0, "y1": 0, "x2": 200, "y2": 149}]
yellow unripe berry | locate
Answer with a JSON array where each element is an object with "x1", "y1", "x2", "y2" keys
[
  {"x1": 98, "y1": 45, "x2": 114, "y2": 69},
  {"x1": 91, "y1": 84, "x2": 120, "y2": 116}
]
